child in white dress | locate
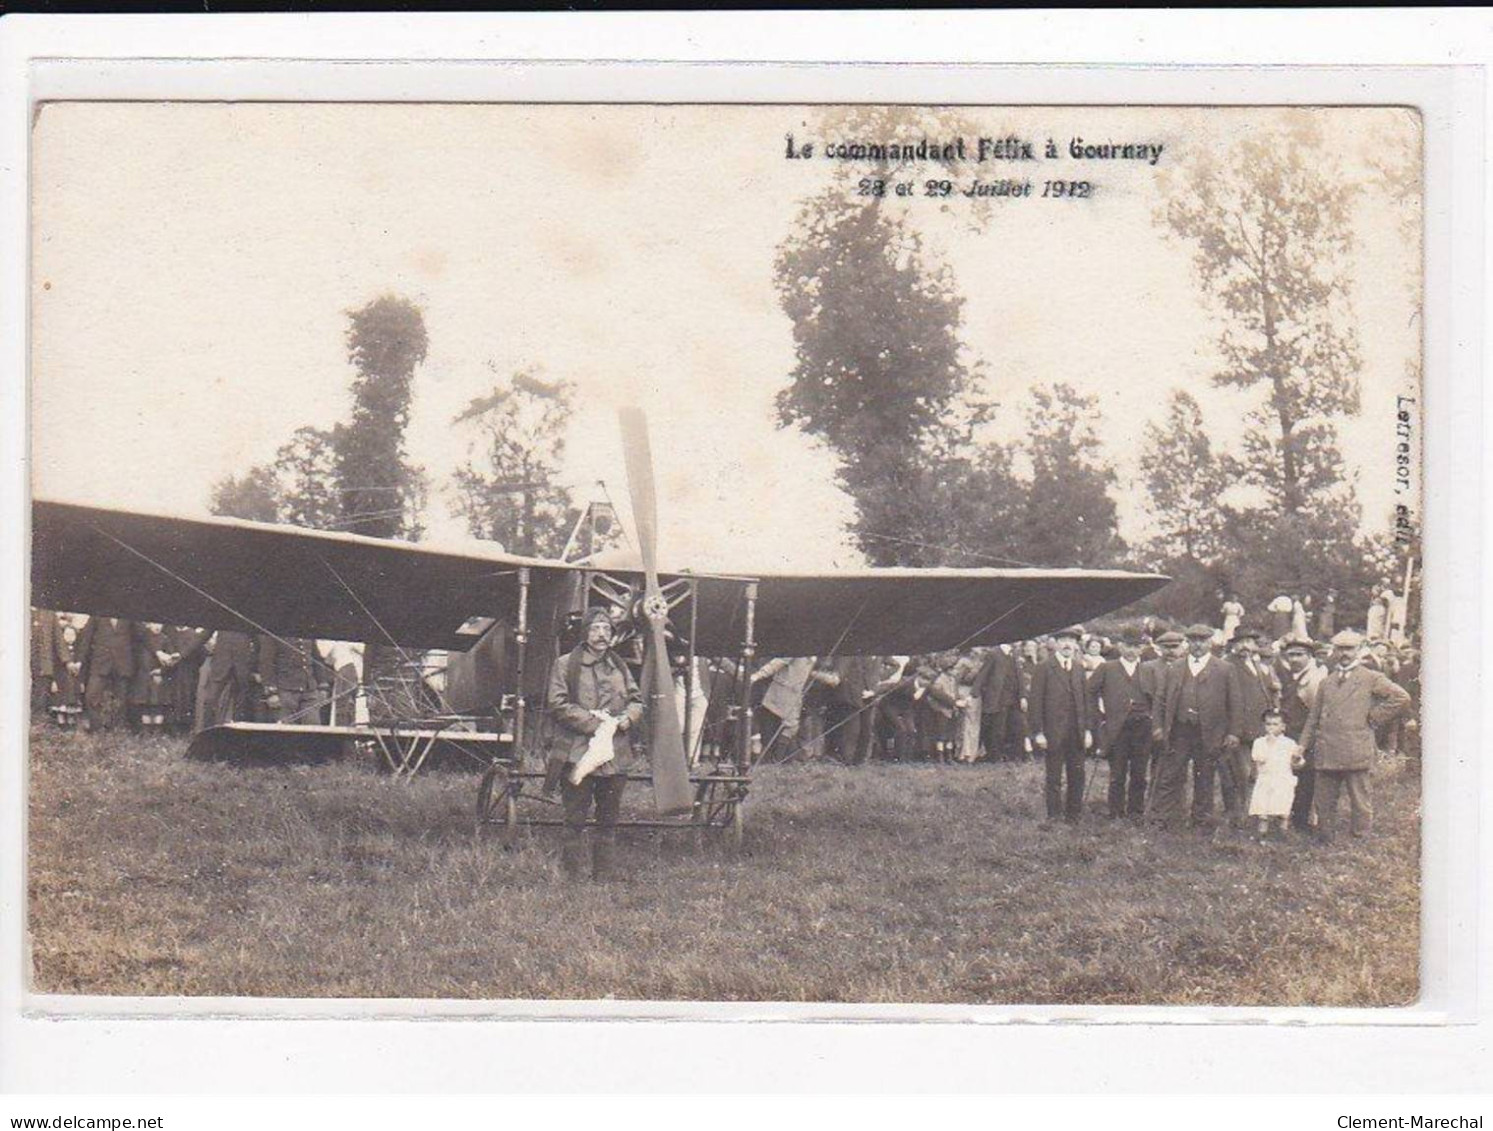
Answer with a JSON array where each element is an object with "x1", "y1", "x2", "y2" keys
[{"x1": 1250, "y1": 709, "x2": 1305, "y2": 840}]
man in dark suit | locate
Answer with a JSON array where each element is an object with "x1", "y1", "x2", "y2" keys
[
  {"x1": 200, "y1": 629, "x2": 257, "y2": 729},
  {"x1": 1228, "y1": 628, "x2": 1282, "y2": 826},
  {"x1": 1028, "y1": 626, "x2": 1092, "y2": 823},
  {"x1": 163, "y1": 627, "x2": 211, "y2": 734},
  {"x1": 973, "y1": 645, "x2": 1022, "y2": 762},
  {"x1": 1152, "y1": 623, "x2": 1244, "y2": 830},
  {"x1": 1139, "y1": 628, "x2": 1184, "y2": 800},
  {"x1": 1277, "y1": 636, "x2": 1325, "y2": 831},
  {"x1": 77, "y1": 615, "x2": 139, "y2": 732},
  {"x1": 825, "y1": 654, "x2": 877, "y2": 765},
  {"x1": 1087, "y1": 630, "x2": 1156, "y2": 819}
]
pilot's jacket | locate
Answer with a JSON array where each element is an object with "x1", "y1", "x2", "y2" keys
[{"x1": 547, "y1": 645, "x2": 644, "y2": 774}]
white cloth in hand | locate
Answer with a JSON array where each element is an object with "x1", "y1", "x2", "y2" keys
[{"x1": 570, "y1": 711, "x2": 620, "y2": 785}]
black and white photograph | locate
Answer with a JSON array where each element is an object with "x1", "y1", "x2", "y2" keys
[{"x1": 23, "y1": 98, "x2": 1426, "y2": 1009}]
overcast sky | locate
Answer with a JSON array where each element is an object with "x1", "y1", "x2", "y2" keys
[{"x1": 30, "y1": 103, "x2": 1420, "y2": 572}]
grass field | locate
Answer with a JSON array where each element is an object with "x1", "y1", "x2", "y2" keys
[{"x1": 27, "y1": 723, "x2": 1420, "y2": 1005}]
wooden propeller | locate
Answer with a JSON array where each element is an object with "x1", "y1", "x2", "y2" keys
[{"x1": 617, "y1": 406, "x2": 695, "y2": 817}]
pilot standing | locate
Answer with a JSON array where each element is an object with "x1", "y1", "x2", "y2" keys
[{"x1": 546, "y1": 607, "x2": 643, "y2": 881}]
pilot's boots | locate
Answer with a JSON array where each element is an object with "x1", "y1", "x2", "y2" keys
[{"x1": 560, "y1": 834, "x2": 589, "y2": 880}]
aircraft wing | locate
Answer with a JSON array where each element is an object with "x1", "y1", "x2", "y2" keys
[
  {"x1": 32, "y1": 498, "x2": 1167, "y2": 659},
  {"x1": 31, "y1": 498, "x2": 581, "y2": 652},
  {"x1": 680, "y1": 567, "x2": 1170, "y2": 658}
]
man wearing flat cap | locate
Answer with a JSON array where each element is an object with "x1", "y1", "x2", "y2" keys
[
  {"x1": 1151, "y1": 623, "x2": 1244, "y2": 830},
  {"x1": 1149, "y1": 628, "x2": 1186, "y2": 667},
  {"x1": 1298, "y1": 629, "x2": 1411, "y2": 843},
  {"x1": 1139, "y1": 630, "x2": 1184, "y2": 797},
  {"x1": 1027, "y1": 625, "x2": 1092, "y2": 823}
]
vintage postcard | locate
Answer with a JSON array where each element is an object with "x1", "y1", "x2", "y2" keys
[{"x1": 24, "y1": 98, "x2": 1427, "y2": 1012}]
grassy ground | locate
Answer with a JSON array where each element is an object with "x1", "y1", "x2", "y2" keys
[{"x1": 27, "y1": 723, "x2": 1420, "y2": 1005}]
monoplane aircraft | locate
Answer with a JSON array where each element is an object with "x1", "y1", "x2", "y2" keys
[{"x1": 31, "y1": 409, "x2": 1169, "y2": 843}]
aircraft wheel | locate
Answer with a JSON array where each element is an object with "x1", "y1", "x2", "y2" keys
[{"x1": 481, "y1": 766, "x2": 521, "y2": 848}]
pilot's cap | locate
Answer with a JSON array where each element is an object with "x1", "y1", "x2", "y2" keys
[{"x1": 581, "y1": 606, "x2": 614, "y2": 630}]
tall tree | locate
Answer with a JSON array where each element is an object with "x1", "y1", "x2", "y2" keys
[
  {"x1": 336, "y1": 294, "x2": 429, "y2": 540},
  {"x1": 1153, "y1": 123, "x2": 1383, "y2": 624},
  {"x1": 1159, "y1": 122, "x2": 1362, "y2": 520},
  {"x1": 1139, "y1": 390, "x2": 1230, "y2": 564},
  {"x1": 774, "y1": 191, "x2": 990, "y2": 565},
  {"x1": 449, "y1": 367, "x2": 580, "y2": 556},
  {"x1": 1017, "y1": 383, "x2": 1123, "y2": 568}
]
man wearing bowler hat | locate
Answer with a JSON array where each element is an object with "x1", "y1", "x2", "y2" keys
[
  {"x1": 1152, "y1": 623, "x2": 1244, "y2": 831},
  {"x1": 1027, "y1": 625, "x2": 1092, "y2": 823},
  {"x1": 1298, "y1": 629, "x2": 1411, "y2": 843}
]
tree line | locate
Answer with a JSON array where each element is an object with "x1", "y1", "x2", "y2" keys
[
  {"x1": 211, "y1": 114, "x2": 1415, "y2": 633},
  {"x1": 773, "y1": 112, "x2": 1413, "y2": 627}
]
